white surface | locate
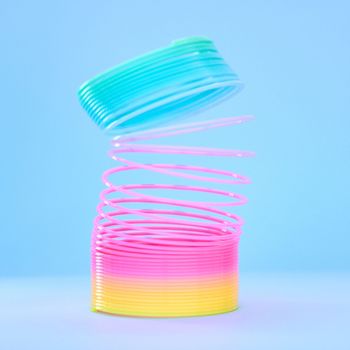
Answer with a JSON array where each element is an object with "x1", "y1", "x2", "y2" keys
[{"x1": 1, "y1": 273, "x2": 349, "y2": 350}]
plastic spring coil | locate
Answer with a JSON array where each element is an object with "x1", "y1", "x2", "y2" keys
[{"x1": 78, "y1": 37, "x2": 254, "y2": 317}]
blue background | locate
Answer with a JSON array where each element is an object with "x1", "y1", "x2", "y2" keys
[{"x1": 1, "y1": 0, "x2": 349, "y2": 277}]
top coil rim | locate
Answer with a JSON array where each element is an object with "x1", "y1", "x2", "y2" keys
[{"x1": 78, "y1": 36, "x2": 243, "y2": 135}]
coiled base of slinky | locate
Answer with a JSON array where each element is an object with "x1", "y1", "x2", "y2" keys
[{"x1": 91, "y1": 242, "x2": 239, "y2": 318}]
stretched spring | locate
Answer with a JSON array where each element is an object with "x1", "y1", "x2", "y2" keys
[{"x1": 78, "y1": 37, "x2": 253, "y2": 317}]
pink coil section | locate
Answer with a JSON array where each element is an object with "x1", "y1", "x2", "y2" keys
[{"x1": 92, "y1": 116, "x2": 254, "y2": 317}]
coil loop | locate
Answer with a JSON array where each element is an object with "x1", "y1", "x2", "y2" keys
[
  {"x1": 92, "y1": 115, "x2": 253, "y2": 317},
  {"x1": 78, "y1": 37, "x2": 242, "y2": 135},
  {"x1": 79, "y1": 37, "x2": 253, "y2": 317}
]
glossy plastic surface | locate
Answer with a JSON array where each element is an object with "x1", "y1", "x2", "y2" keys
[
  {"x1": 78, "y1": 37, "x2": 242, "y2": 135},
  {"x1": 92, "y1": 116, "x2": 254, "y2": 317},
  {"x1": 78, "y1": 37, "x2": 253, "y2": 317}
]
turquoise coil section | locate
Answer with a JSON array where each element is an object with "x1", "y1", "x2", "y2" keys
[{"x1": 78, "y1": 36, "x2": 243, "y2": 135}]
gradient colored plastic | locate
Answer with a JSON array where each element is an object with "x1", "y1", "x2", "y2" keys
[{"x1": 78, "y1": 37, "x2": 253, "y2": 317}]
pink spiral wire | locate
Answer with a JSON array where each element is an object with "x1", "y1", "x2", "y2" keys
[{"x1": 92, "y1": 115, "x2": 254, "y2": 315}]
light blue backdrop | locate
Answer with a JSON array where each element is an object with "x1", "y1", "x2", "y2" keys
[{"x1": 1, "y1": 0, "x2": 349, "y2": 277}]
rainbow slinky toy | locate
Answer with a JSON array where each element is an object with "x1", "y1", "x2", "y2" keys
[{"x1": 78, "y1": 37, "x2": 254, "y2": 317}]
